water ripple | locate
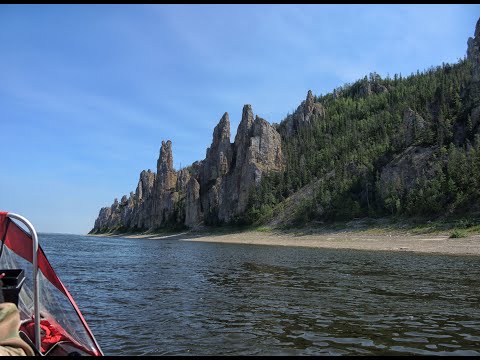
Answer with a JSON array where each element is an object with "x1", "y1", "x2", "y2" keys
[{"x1": 39, "y1": 233, "x2": 480, "y2": 356}]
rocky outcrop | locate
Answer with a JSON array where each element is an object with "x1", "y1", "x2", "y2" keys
[
  {"x1": 402, "y1": 107, "x2": 426, "y2": 146},
  {"x1": 379, "y1": 146, "x2": 438, "y2": 201},
  {"x1": 129, "y1": 170, "x2": 155, "y2": 229},
  {"x1": 175, "y1": 168, "x2": 191, "y2": 193},
  {"x1": 202, "y1": 112, "x2": 232, "y2": 182},
  {"x1": 283, "y1": 90, "x2": 325, "y2": 136},
  {"x1": 217, "y1": 111, "x2": 284, "y2": 222},
  {"x1": 358, "y1": 81, "x2": 388, "y2": 98},
  {"x1": 234, "y1": 105, "x2": 255, "y2": 159},
  {"x1": 358, "y1": 82, "x2": 372, "y2": 98},
  {"x1": 135, "y1": 169, "x2": 155, "y2": 201},
  {"x1": 92, "y1": 206, "x2": 113, "y2": 233},
  {"x1": 185, "y1": 177, "x2": 202, "y2": 228},
  {"x1": 156, "y1": 140, "x2": 177, "y2": 191},
  {"x1": 248, "y1": 116, "x2": 284, "y2": 177},
  {"x1": 90, "y1": 104, "x2": 284, "y2": 233},
  {"x1": 467, "y1": 17, "x2": 480, "y2": 82},
  {"x1": 373, "y1": 83, "x2": 388, "y2": 94},
  {"x1": 150, "y1": 140, "x2": 179, "y2": 229},
  {"x1": 303, "y1": 90, "x2": 325, "y2": 120}
]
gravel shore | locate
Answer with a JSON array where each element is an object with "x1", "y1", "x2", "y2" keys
[{"x1": 90, "y1": 229, "x2": 480, "y2": 256}]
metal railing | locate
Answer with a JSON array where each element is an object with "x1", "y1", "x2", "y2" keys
[{"x1": 7, "y1": 213, "x2": 41, "y2": 353}]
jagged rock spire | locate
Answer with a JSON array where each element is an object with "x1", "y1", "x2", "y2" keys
[
  {"x1": 204, "y1": 112, "x2": 233, "y2": 181},
  {"x1": 234, "y1": 104, "x2": 254, "y2": 149},
  {"x1": 304, "y1": 90, "x2": 315, "y2": 118},
  {"x1": 157, "y1": 140, "x2": 177, "y2": 191}
]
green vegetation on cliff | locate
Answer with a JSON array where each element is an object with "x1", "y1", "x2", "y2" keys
[{"x1": 244, "y1": 57, "x2": 480, "y2": 227}]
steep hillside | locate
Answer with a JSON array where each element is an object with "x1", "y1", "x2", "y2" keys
[{"x1": 244, "y1": 18, "x2": 480, "y2": 227}]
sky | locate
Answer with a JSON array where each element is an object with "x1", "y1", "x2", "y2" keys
[{"x1": 1, "y1": 4, "x2": 479, "y2": 234}]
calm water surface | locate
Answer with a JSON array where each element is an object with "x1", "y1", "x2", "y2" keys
[{"x1": 39, "y1": 233, "x2": 480, "y2": 356}]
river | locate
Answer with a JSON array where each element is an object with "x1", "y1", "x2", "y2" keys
[{"x1": 39, "y1": 233, "x2": 480, "y2": 356}]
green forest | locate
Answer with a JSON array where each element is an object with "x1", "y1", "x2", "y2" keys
[{"x1": 244, "y1": 57, "x2": 480, "y2": 227}]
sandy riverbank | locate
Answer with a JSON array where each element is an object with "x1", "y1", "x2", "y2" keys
[{"x1": 89, "y1": 228, "x2": 480, "y2": 256}]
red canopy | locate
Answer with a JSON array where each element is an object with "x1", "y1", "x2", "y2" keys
[
  {"x1": 0, "y1": 211, "x2": 102, "y2": 356},
  {"x1": 0, "y1": 212, "x2": 65, "y2": 294}
]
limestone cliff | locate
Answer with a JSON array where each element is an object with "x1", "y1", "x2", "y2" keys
[
  {"x1": 217, "y1": 109, "x2": 284, "y2": 222},
  {"x1": 90, "y1": 105, "x2": 283, "y2": 233}
]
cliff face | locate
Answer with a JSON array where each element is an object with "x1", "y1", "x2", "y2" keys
[
  {"x1": 91, "y1": 105, "x2": 283, "y2": 233},
  {"x1": 217, "y1": 108, "x2": 284, "y2": 222}
]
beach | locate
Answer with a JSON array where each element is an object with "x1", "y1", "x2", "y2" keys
[{"x1": 90, "y1": 228, "x2": 480, "y2": 256}]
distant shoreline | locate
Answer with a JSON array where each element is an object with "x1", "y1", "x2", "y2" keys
[{"x1": 87, "y1": 226, "x2": 480, "y2": 256}]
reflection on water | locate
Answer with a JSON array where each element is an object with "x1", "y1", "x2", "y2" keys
[{"x1": 40, "y1": 234, "x2": 480, "y2": 356}]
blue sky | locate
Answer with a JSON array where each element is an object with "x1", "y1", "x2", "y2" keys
[{"x1": 1, "y1": 4, "x2": 479, "y2": 234}]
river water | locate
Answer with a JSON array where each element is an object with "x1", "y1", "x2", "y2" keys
[{"x1": 39, "y1": 233, "x2": 480, "y2": 356}]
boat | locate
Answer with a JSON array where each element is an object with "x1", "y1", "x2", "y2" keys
[{"x1": 0, "y1": 211, "x2": 103, "y2": 356}]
